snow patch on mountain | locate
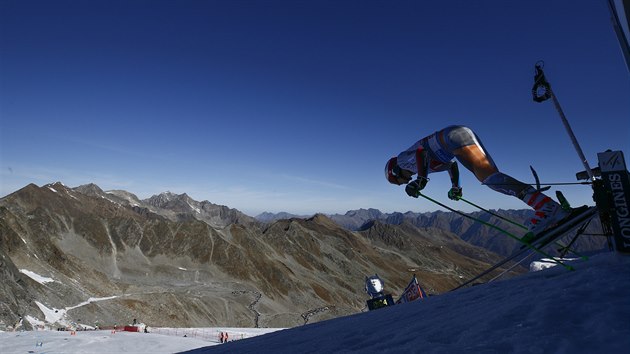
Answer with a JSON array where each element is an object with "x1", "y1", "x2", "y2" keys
[{"x1": 19, "y1": 269, "x2": 56, "y2": 284}]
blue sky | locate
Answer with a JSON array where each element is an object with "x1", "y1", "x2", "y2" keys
[{"x1": 1, "y1": 0, "x2": 628, "y2": 216}]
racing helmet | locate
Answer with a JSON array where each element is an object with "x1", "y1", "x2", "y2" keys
[{"x1": 385, "y1": 157, "x2": 403, "y2": 185}]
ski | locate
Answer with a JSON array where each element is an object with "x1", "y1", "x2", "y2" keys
[
  {"x1": 519, "y1": 205, "x2": 597, "y2": 250},
  {"x1": 459, "y1": 195, "x2": 586, "y2": 259},
  {"x1": 421, "y1": 192, "x2": 575, "y2": 272},
  {"x1": 452, "y1": 206, "x2": 597, "y2": 291}
]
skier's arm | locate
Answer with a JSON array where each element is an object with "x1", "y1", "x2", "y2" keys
[
  {"x1": 448, "y1": 161, "x2": 460, "y2": 188},
  {"x1": 415, "y1": 148, "x2": 429, "y2": 180},
  {"x1": 406, "y1": 148, "x2": 430, "y2": 198},
  {"x1": 447, "y1": 161, "x2": 463, "y2": 201}
]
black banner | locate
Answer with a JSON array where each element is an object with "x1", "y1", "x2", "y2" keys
[{"x1": 598, "y1": 150, "x2": 630, "y2": 253}]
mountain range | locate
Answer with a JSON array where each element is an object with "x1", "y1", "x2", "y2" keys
[
  {"x1": 258, "y1": 206, "x2": 606, "y2": 258},
  {"x1": 0, "y1": 182, "x2": 607, "y2": 332}
]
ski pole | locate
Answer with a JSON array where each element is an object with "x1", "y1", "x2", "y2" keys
[
  {"x1": 458, "y1": 197, "x2": 527, "y2": 230},
  {"x1": 419, "y1": 192, "x2": 573, "y2": 270},
  {"x1": 458, "y1": 196, "x2": 585, "y2": 257},
  {"x1": 487, "y1": 252, "x2": 536, "y2": 283},
  {"x1": 418, "y1": 193, "x2": 521, "y2": 239}
]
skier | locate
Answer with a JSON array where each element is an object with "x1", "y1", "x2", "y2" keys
[{"x1": 384, "y1": 125, "x2": 568, "y2": 235}]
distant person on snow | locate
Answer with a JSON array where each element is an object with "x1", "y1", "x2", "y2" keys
[{"x1": 384, "y1": 125, "x2": 568, "y2": 235}]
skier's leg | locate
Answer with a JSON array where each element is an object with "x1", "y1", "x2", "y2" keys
[
  {"x1": 467, "y1": 160, "x2": 568, "y2": 233},
  {"x1": 452, "y1": 144, "x2": 498, "y2": 182},
  {"x1": 446, "y1": 127, "x2": 568, "y2": 233},
  {"x1": 482, "y1": 171, "x2": 533, "y2": 198},
  {"x1": 444, "y1": 126, "x2": 533, "y2": 198},
  {"x1": 440, "y1": 126, "x2": 498, "y2": 182}
]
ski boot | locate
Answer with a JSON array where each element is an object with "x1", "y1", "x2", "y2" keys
[{"x1": 521, "y1": 192, "x2": 569, "y2": 243}]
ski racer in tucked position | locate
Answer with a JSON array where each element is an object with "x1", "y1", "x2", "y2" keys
[{"x1": 384, "y1": 125, "x2": 568, "y2": 236}]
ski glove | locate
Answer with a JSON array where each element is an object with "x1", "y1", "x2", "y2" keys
[
  {"x1": 448, "y1": 186, "x2": 463, "y2": 201},
  {"x1": 405, "y1": 177, "x2": 429, "y2": 198}
]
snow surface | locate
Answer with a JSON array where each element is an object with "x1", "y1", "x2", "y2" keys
[
  {"x1": 0, "y1": 328, "x2": 282, "y2": 354},
  {"x1": 29, "y1": 296, "x2": 120, "y2": 329},
  {"x1": 19, "y1": 269, "x2": 55, "y2": 284},
  {"x1": 2, "y1": 252, "x2": 630, "y2": 353},
  {"x1": 187, "y1": 201, "x2": 201, "y2": 214}
]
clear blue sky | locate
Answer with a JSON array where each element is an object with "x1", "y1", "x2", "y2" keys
[{"x1": 1, "y1": 0, "x2": 628, "y2": 216}]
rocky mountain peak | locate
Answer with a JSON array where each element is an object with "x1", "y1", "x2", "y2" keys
[
  {"x1": 146, "y1": 191, "x2": 193, "y2": 205},
  {"x1": 344, "y1": 208, "x2": 382, "y2": 219},
  {"x1": 73, "y1": 183, "x2": 105, "y2": 198},
  {"x1": 104, "y1": 190, "x2": 142, "y2": 205}
]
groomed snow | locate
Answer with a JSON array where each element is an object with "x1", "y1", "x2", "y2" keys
[
  {"x1": 0, "y1": 327, "x2": 282, "y2": 353},
  {"x1": 0, "y1": 330, "x2": 221, "y2": 354}
]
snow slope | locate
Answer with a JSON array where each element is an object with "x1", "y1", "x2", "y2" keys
[
  {"x1": 187, "y1": 252, "x2": 630, "y2": 353},
  {"x1": 2, "y1": 252, "x2": 629, "y2": 354},
  {"x1": 0, "y1": 328, "x2": 282, "y2": 353},
  {"x1": 0, "y1": 330, "x2": 210, "y2": 354}
]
